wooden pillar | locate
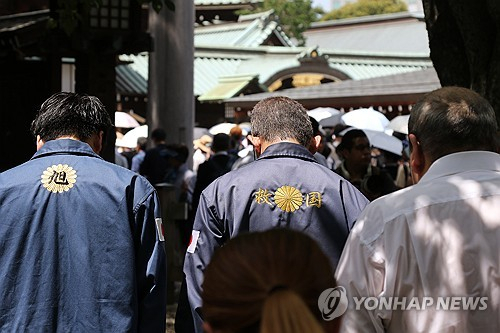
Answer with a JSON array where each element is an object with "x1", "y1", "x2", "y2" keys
[
  {"x1": 75, "y1": 53, "x2": 117, "y2": 163},
  {"x1": 147, "y1": 1, "x2": 194, "y2": 150}
]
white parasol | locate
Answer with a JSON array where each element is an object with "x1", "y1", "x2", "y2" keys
[
  {"x1": 363, "y1": 129, "x2": 403, "y2": 156},
  {"x1": 341, "y1": 107, "x2": 389, "y2": 132},
  {"x1": 115, "y1": 112, "x2": 140, "y2": 128},
  {"x1": 116, "y1": 125, "x2": 148, "y2": 148},
  {"x1": 308, "y1": 107, "x2": 343, "y2": 127},
  {"x1": 340, "y1": 128, "x2": 403, "y2": 156},
  {"x1": 209, "y1": 122, "x2": 237, "y2": 135},
  {"x1": 388, "y1": 115, "x2": 410, "y2": 134}
]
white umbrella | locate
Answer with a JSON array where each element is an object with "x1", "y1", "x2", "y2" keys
[
  {"x1": 209, "y1": 122, "x2": 236, "y2": 135},
  {"x1": 388, "y1": 115, "x2": 410, "y2": 134},
  {"x1": 194, "y1": 127, "x2": 210, "y2": 140},
  {"x1": 363, "y1": 129, "x2": 403, "y2": 156},
  {"x1": 115, "y1": 112, "x2": 140, "y2": 128},
  {"x1": 340, "y1": 128, "x2": 403, "y2": 156},
  {"x1": 341, "y1": 108, "x2": 389, "y2": 132},
  {"x1": 308, "y1": 107, "x2": 343, "y2": 127},
  {"x1": 116, "y1": 125, "x2": 148, "y2": 148}
]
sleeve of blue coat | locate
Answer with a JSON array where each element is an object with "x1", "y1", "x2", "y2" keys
[
  {"x1": 135, "y1": 190, "x2": 167, "y2": 332},
  {"x1": 340, "y1": 179, "x2": 370, "y2": 229},
  {"x1": 183, "y1": 191, "x2": 226, "y2": 333}
]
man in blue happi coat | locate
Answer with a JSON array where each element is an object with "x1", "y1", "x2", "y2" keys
[
  {"x1": 176, "y1": 96, "x2": 369, "y2": 332},
  {"x1": 0, "y1": 92, "x2": 167, "y2": 332}
]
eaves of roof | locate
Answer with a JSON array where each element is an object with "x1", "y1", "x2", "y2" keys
[
  {"x1": 0, "y1": 10, "x2": 50, "y2": 32},
  {"x1": 198, "y1": 74, "x2": 259, "y2": 101},
  {"x1": 305, "y1": 12, "x2": 429, "y2": 56},
  {"x1": 117, "y1": 45, "x2": 432, "y2": 98},
  {"x1": 116, "y1": 63, "x2": 148, "y2": 95},
  {"x1": 195, "y1": 10, "x2": 294, "y2": 47},
  {"x1": 195, "y1": 44, "x2": 432, "y2": 83},
  {"x1": 195, "y1": 0, "x2": 262, "y2": 6},
  {"x1": 224, "y1": 67, "x2": 441, "y2": 108},
  {"x1": 119, "y1": 53, "x2": 149, "y2": 79},
  {"x1": 310, "y1": 11, "x2": 425, "y2": 30}
]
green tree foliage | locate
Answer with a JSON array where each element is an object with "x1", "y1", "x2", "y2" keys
[
  {"x1": 241, "y1": 0, "x2": 319, "y2": 46},
  {"x1": 321, "y1": 0, "x2": 407, "y2": 21}
]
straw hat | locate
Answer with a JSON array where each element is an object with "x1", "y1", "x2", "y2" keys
[{"x1": 193, "y1": 134, "x2": 213, "y2": 154}]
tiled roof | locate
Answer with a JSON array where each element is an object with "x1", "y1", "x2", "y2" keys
[
  {"x1": 195, "y1": 45, "x2": 431, "y2": 92},
  {"x1": 198, "y1": 74, "x2": 260, "y2": 101},
  {"x1": 194, "y1": 0, "x2": 263, "y2": 6},
  {"x1": 195, "y1": 10, "x2": 294, "y2": 47},
  {"x1": 119, "y1": 53, "x2": 149, "y2": 78},
  {"x1": 195, "y1": 55, "x2": 244, "y2": 95},
  {"x1": 116, "y1": 62, "x2": 148, "y2": 95},
  {"x1": 327, "y1": 54, "x2": 430, "y2": 80},
  {"x1": 118, "y1": 45, "x2": 432, "y2": 98},
  {"x1": 195, "y1": 0, "x2": 261, "y2": 5},
  {"x1": 0, "y1": 10, "x2": 49, "y2": 32},
  {"x1": 305, "y1": 12, "x2": 430, "y2": 56},
  {"x1": 225, "y1": 67, "x2": 440, "y2": 107},
  {"x1": 117, "y1": 12, "x2": 433, "y2": 101}
]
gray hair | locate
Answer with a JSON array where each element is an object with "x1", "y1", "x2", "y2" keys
[
  {"x1": 408, "y1": 86, "x2": 498, "y2": 161},
  {"x1": 250, "y1": 96, "x2": 313, "y2": 147}
]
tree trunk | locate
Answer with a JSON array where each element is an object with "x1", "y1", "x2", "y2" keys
[{"x1": 422, "y1": 0, "x2": 500, "y2": 126}]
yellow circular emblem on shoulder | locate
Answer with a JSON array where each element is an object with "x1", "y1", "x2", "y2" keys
[
  {"x1": 274, "y1": 185, "x2": 303, "y2": 212},
  {"x1": 41, "y1": 164, "x2": 77, "y2": 193}
]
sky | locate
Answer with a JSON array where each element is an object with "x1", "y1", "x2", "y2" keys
[{"x1": 312, "y1": 0, "x2": 332, "y2": 12}]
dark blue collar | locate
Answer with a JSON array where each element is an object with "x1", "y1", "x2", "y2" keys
[
  {"x1": 31, "y1": 139, "x2": 102, "y2": 160},
  {"x1": 258, "y1": 142, "x2": 317, "y2": 163}
]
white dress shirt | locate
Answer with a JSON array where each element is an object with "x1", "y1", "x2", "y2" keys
[{"x1": 336, "y1": 151, "x2": 500, "y2": 333}]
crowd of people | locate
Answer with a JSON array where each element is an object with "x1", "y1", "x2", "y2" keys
[{"x1": 0, "y1": 86, "x2": 499, "y2": 332}]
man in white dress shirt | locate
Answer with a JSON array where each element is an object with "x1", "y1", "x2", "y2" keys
[{"x1": 336, "y1": 86, "x2": 500, "y2": 333}]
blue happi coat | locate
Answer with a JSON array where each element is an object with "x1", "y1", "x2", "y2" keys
[
  {"x1": 181, "y1": 142, "x2": 369, "y2": 332},
  {"x1": 0, "y1": 139, "x2": 166, "y2": 332}
]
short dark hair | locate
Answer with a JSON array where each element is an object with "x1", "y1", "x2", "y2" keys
[
  {"x1": 409, "y1": 86, "x2": 498, "y2": 161},
  {"x1": 309, "y1": 116, "x2": 321, "y2": 136},
  {"x1": 338, "y1": 129, "x2": 368, "y2": 151},
  {"x1": 212, "y1": 133, "x2": 230, "y2": 153},
  {"x1": 250, "y1": 96, "x2": 313, "y2": 147},
  {"x1": 31, "y1": 92, "x2": 112, "y2": 142},
  {"x1": 151, "y1": 128, "x2": 166, "y2": 142},
  {"x1": 166, "y1": 143, "x2": 189, "y2": 164}
]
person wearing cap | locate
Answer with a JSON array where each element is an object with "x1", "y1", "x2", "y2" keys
[{"x1": 192, "y1": 134, "x2": 212, "y2": 174}]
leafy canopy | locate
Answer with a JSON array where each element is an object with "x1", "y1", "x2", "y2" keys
[
  {"x1": 240, "y1": 0, "x2": 321, "y2": 46},
  {"x1": 321, "y1": 0, "x2": 407, "y2": 21}
]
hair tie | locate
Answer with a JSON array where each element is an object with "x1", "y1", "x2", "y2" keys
[{"x1": 268, "y1": 285, "x2": 287, "y2": 295}]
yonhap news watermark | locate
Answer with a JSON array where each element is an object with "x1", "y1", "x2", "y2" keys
[{"x1": 318, "y1": 286, "x2": 488, "y2": 321}]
